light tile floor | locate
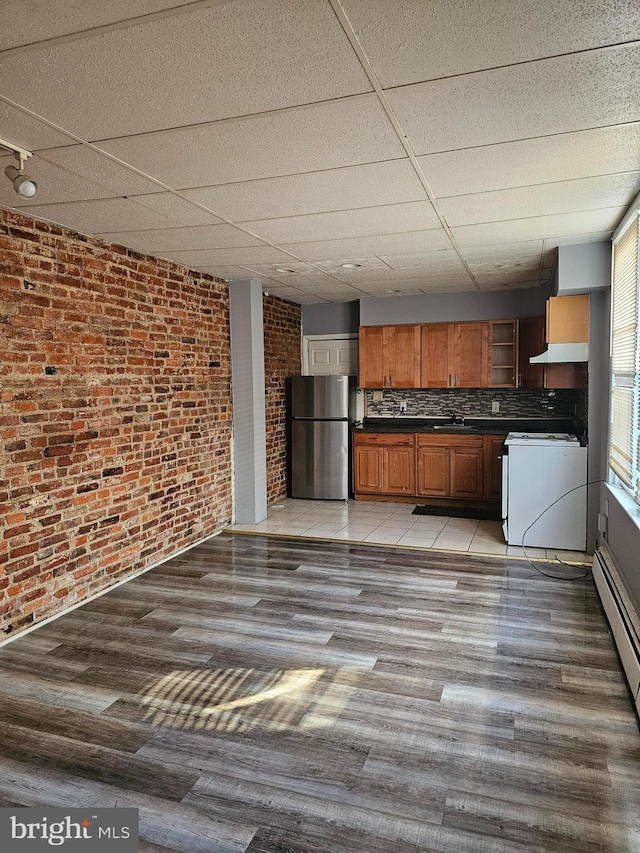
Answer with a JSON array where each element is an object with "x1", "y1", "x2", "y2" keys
[{"x1": 227, "y1": 498, "x2": 590, "y2": 564}]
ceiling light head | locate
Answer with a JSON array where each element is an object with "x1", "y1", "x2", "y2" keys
[
  {"x1": 4, "y1": 164, "x2": 38, "y2": 198},
  {"x1": 275, "y1": 267, "x2": 296, "y2": 274},
  {"x1": 0, "y1": 137, "x2": 38, "y2": 199},
  {"x1": 340, "y1": 262, "x2": 362, "y2": 269}
]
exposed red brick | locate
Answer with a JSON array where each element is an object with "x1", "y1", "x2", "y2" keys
[
  {"x1": 0, "y1": 207, "x2": 234, "y2": 638},
  {"x1": 263, "y1": 294, "x2": 301, "y2": 504}
]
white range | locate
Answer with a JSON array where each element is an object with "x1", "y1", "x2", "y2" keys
[{"x1": 501, "y1": 432, "x2": 587, "y2": 551}]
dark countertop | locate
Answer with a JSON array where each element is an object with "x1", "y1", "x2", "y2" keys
[{"x1": 355, "y1": 417, "x2": 577, "y2": 435}]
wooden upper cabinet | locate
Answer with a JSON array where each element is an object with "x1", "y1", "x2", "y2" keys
[
  {"x1": 386, "y1": 324, "x2": 421, "y2": 388},
  {"x1": 359, "y1": 325, "x2": 420, "y2": 388},
  {"x1": 420, "y1": 324, "x2": 452, "y2": 388},
  {"x1": 546, "y1": 295, "x2": 589, "y2": 343},
  {"x1": 359, "y1": 326, "x2": 385, "y2": 389},
  {"x1": 455, "y1": 322, "x2": 489, "y2": 388},
  {"x1": 488, "y1": 321, "x2": 518, "y2": 388},
  {"x1": 518, "y1": 316, "x2": 545, "y2": 388},
  {"x1": 519, "y1": 304, "x2": 589, "y2": 390},
  {"x1": 421, "y1": 322, "x2": 488, "y2": 388}
]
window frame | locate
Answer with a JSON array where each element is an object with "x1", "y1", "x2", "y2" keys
[{"x1": 609, "y1": 196, "x2": 640, "y2": 505}]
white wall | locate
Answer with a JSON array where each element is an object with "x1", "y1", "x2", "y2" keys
[{"x1": 359, "y1": 285, "x2": 553, "y2": 326}]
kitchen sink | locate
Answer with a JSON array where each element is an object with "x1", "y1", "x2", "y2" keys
[{"x1": 431, "y1": 424, "x2": 479, "y2": 431}]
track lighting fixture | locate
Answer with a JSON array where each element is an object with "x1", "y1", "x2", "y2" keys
[{"x1": 0, "y1": 136, "x2": 39, "y2": 199}]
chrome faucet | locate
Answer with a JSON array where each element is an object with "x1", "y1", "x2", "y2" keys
[{"x1": 447, "y1": 410, "x2": 464, "y2": 425}]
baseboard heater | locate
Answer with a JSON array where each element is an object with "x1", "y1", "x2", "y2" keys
[{"x1": 592, "y1": 546, "x2": 640, "y2": 716}]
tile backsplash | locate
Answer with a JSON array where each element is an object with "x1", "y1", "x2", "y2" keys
[{"x1": 366, "y1": 388, "x2": 580, "y2": 419}]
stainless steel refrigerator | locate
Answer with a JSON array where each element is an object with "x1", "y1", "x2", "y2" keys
[{"x1": 290, "y1": 375, "x2": 357, "y2": 500}]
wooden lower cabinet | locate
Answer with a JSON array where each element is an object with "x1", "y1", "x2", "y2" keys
[
  {"x1": 355, "y1": 431, "x2": 506, "y2": 504},
  {"x1": 353, "y1": 433, "x2": 415, "y2": 495},
  {"x1": 417, "y1": 434, "x2": 483, "y2": 500},
  {"x1": 416, "y1": 445, "x2": 448, "y2": 497},
  {"x1": 353, "y1": 445, "x2": 383, "y2": 493}
]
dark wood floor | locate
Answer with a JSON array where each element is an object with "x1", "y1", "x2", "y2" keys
[{"x1": 0, "y1": 532, "x2": 638, "y2": 852}]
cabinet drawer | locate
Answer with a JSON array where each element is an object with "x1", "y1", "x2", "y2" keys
[
  {"x1": 416, "y1": 433, "x2": 483, "y2": 448},
  {"x1": 353, "y1": 432, "x2": 415, "y2": 447}
]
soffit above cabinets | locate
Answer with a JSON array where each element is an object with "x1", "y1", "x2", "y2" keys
[{"x1": 1, "y1": 0, "x2": 638, "y2": 304}]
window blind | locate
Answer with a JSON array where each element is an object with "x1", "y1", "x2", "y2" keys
[{"x1": 610, "y1": 213, "x2": 640, "y2": 500}]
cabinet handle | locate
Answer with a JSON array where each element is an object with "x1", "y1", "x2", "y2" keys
[
  {"x1": 448, "y1": 374, "x2": 452, "y2": 387},
  {"x1": 389, "y1": 375, "x2": 393, "y2": 387},
  {"x1": 383, "y1": 375, "x2": 387, "y2": 387},
  {"x1": 455, "y1": 374, "x2": 458, "y2": 386}
]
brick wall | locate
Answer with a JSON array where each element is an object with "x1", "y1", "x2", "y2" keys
[
  {"x1": 263, "y1": 294, "x2": 301, "y2": 504},
  {"x1": 0, "y1": 208, "x2": 233, "y2": 639}
]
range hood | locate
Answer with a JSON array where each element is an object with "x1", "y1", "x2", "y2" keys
[{"x1": 530, "y1": 342, "x2": 589, "y2": 364}]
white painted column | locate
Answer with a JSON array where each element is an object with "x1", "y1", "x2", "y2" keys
[{"x1": 229, "y1": 279, "x2": 267, "y2": 524}]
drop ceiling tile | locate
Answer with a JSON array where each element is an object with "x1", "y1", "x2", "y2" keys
[
  {"x1": 0, "y1": 101, "x2": 73, "y2": 151},
  {"x1": 348, "y1": 268, "x2": 476, "y2": 288},
  {"x1": 94, "y1": 223, "x2": 263, "y2": 254},
  {"x1": 418, "y1": 281, "x2": 478, "y2": 293},
  {"x1": 193, "y1": 265, "x2": 260, "y2": 281},
  {"x1": 1, "y1": 0, "x2": 371, "y2": 139},
  {"x1": 132, "y1": 193, "x2": 224, "y2": 227},
  {"x1": 261, "y1": 288, "x2": 313, "y2": 304},
  {"x1": 154, "y1": 246, "x2": 301, "y2": 268},
  {"x1": 12, "y1": 196, "x2": 220, "y2": 237},
  {"x1": 467, "y1": 259, "x2": 540, "y2": 277},
  {"x1": 452, "y1": 207, "x2": 627, "y2": 247},
  {"x1": 0, "y1": 0, "x2": 193, "y2": 50},
  {"x1": 462, "y1": 241, "x2": 544, "y2": 264},
  {"x1": 343, "y1": 0, "x2": 640, "y2": 86},
  {"x1": 241, "y1": 201, "x2": 441, "y2": 244},
  {"x1": 418, "y1": 123, "x2": 640, "y2": 197},
  {"x1": 98, "y1": 96, "x2": 405, "y2": 187},
  {"x1": 253, "y1": 273, "x2": 338, "y2": 290},
  {"x1": 281, "y1": 292, "x2": 329, "y2": 304},
  {"x1": 280, "y1": 229, "x2": 451, "y2": 261},
  {"x1": 241, "y1": 262, "x2": 320, "y2": 279},
  {"x1": 477, "y1": 279, "x2": 540, "y2": 291},
  {"x1": 181, "y1": 159, "x2": 423, "y2": 220},
  {"x1": 470, "y1": 268, "x2": 542, "y2": 286},
  {"x1": 0, "y1": 145, "x2": 163, "y2": 208},
  {"x1": 544, "y1": 231, "x2": 616, "y2": 249},
  {"x1": 380, "y1": 249, "x2": 465, "y2": 270},
  {"x1": 388, "y1": 43, "x2": 640, "y2": 154},
  {"x1": 438, "y1": 172, "x2": 640, "y2": 227},
  {"x1": 312, "y1": 257, "x2": 390, "y2": 275}
]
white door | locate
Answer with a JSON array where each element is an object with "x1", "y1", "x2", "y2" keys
[{"x1": 304, "y1": 336, "x2": 358, "y2": 376}]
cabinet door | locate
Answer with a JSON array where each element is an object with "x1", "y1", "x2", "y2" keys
[
  {"x1": 383, "y1": 446, "x2": 415, "y2": 494},
  {"x1": 416, "y1": 446, "x2": 449, "y2": 497},
  {"x1": 546, "y1": 295, "x2": 589, "y2": 343},
  {"x1": 449, "y1": 447, "x2": 483, "y2": 499},
  {"x1": 353, "y1": 445, "x2": 383, "y2": 493},
  {"x1": 358, "y1": 326, "x2": 385, "y2": 388},
  {"x1": 386, "y1": 325, "x2": 421, "y2": 388},
  {"x1": 518, "y1": 316, "x2": 545, "y2": 388},
  {"x1": 488, "y1": 320, "x2": 517, "y2": 388},
  {"x1": 454, "y1": 323, "x2": 489, "y2": 388},
  {"x1": 420, "y1": 324, "x2": 453, "y2": 388},
  {"x1": 483, "y1": 434, "x2": 507, "y2": 501}
]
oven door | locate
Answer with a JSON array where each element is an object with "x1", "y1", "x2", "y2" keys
[{"x1": 501, "y1": 447, "x2": 509, "y2": 541}]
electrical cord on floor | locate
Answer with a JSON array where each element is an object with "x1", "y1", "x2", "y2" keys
[{"x1": 519, "y1": 479, "x2": 605, "y2": 581}]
